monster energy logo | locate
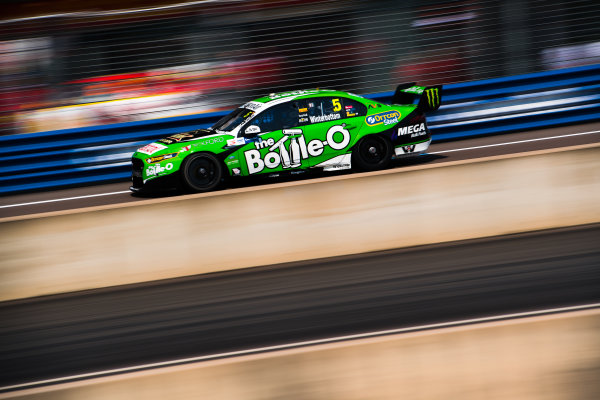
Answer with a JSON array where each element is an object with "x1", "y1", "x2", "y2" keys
[{"x1": 425, "y1": 88, "x2": 440, "y2": 108}]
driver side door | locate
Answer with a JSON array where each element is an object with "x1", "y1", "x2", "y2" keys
[{"x1": 236, "y1": 100, "x2": 310, "y2": 176}]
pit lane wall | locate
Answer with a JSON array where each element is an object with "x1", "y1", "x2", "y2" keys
[
  {"x1": 4, "y1": 308, "x2": 599, "y2": 400},
  {"x1": 1, "y1": 64, "x2": 598, "y2": 194},
  {"x1": 0, "y1": 143, "x2": 599, "y2": 302}
]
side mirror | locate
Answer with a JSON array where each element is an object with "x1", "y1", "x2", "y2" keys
[{"x1": 245, "y1": 125, "x2": 260, "y2": 135}]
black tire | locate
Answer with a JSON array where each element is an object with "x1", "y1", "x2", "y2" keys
[
  {"x1": 181, "y1": 152, "x2": 223, "y2": 192},
  {"x1": 352, "y1": 135, "x2": 392, "y2": 171}
]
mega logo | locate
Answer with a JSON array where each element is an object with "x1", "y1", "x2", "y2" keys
[
  {"x1": 398, "y1": 123, "x2": 426, "y2": 137},
  {"x1": 425, "y1": 88, "x2": 440, "y2": 109},
  {"x1": 365, "y1": 110, "x2": 401, "y2": 126},
  {"x1": 244, "y1": 125, "x2": 351, "y2": 174}
]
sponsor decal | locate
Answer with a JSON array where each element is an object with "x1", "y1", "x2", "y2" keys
[
  {"x1": 402, "y1": 144, "x2": 416, "y2": 153},
  {"x1": 398, "y1": 122, "x2": 426, "y2": 137},
  {"x1": 299, "y1": 107, "x2": 308, "y2": 113},
  {"x1": 146, "y1": 152, "x2": 177, "y2": 164},
  {"x1": 309, "y1": 113, "x2": 341, "y2": 123},
  {"x1": 226, "y1": 159, "x2": 240, "y2": 166},
  {"x1": 180, "y1": 145, "x2": 191, "y2": 152},
  {"x1": 137, "y1": 143, "x2": 168, "y2": 155},
  {"x1": 245, "y1": 125, "x2": 260, "y2": 134},
  {"x1": 403, "y1": 86, "x2": 425, "y2": 94},
  {"x1": 328, "y1": 164, "x2": 350, "y2": 170},
  {"x1": 232, "y1": 168, "x2": 241, "y2": 176},
  {"x1": 158, "y1": 133, "x2": 195, "y2": 145},
  {"x1": 253, "y1": 137, "x2": 275, "y2": 150},
  {"x1": 146, "y1": 162, "x2": 173, "y2": 177},
  {"x1": 268, "y1": 89, "x2": 319, "y2": 100},
  {"x1": 227, "y1": 137, "x2": 246, "y2": 147},
  {"x1": 365, "y1": 110, "x2": 401, "y2": 126},
  {"x1": 425, "y1": 87, "x2": 440, "y2": 108},
  {"x1": 242, "y1": 102, "x2": 263, "y2": 111},
  {"x1": 197, "y1": 137, "x2": 224, "y2": 146},
  {"x1": 244, "y1": 125, "x2": 351, "y2": 174},
  {"x1": 299, "y1": 117, "x2": 309, "y2": 123},
  {"x1": 345, "y1": 105, "x2": 357, "y2": 117}
]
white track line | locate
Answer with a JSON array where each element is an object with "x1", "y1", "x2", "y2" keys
[
  {"x1": 1, "y1": 302, "x2": 598, "y2": 393},
  {"x1": 429, "y1": 130, "x2": 599, "y2": 154},
  {"x1": 0, "y1": 191, "x2": 131, "y2": 209},
  {"x1": 1, "y1": 130, "x2": 598, "y2": 210}
]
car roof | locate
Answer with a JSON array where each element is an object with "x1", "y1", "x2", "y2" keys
[
  {"x1": 242, "y1": 89, "x2": 371, "y2": 113},
  {"x1": 256, "y1": 88, "x2": 363, "y2": 103}
]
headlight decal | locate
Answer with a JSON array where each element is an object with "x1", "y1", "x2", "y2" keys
[{"x1": 146, "y1": 152, "x2": 178, "y2": 164}]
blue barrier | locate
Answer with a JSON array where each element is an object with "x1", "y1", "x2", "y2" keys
[{"x1": 1, "y1": 64, "x2": 598, "y2": 194}]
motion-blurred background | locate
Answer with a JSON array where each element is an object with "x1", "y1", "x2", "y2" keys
[{"x1": 1, "y1": 0, "x2": 598, "y2": 135}]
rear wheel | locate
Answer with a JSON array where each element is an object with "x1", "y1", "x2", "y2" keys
[
  {"x1": 181, "y1": 153, "x2": 223, "y2": 192},
  {"x1": 352, "y1": 135, "x2": 392, "y2": 171}
]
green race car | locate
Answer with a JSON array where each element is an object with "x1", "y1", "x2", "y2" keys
[{"x1": 130, "y1": 83, "x2": 442, "y2": 193}]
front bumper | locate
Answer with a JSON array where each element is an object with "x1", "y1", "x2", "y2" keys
[{"x1": 130, "y1": 157, "x2": 180, "y2": 193}]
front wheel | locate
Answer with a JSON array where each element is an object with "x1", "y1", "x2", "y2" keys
[
  {"x1": 181, "y1": 153, "x2": 223, "y2": 192},
  {"x1": 352, "y1": 135, "x2": 392, "y2": 171}
]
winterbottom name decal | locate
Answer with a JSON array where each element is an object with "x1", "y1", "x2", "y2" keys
[
  {"x1": 365, "y1": 110, "x2": 401, "y2": 126},
  {"x1": 244, "y1": 125, "x2": 351, "y2": 174},
  {"x1": 309, "y1": 113, "x2": 341, "y2": 123}
]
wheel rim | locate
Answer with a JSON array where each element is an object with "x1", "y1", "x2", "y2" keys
[
  {"x1": 359, "y1": 137, "x2": 386, "y2": 166},
  {"x1": 187, "y1": 157, "x2": 219, "y2": 188}
]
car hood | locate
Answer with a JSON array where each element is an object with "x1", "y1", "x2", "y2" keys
[{"x1": 155, "y1": 128, "x2": 217, "y2": 145}]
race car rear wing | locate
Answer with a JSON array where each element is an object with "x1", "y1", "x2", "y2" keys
[{"x1": 391, "y1": 83, "x2": 443, "y2": 112}]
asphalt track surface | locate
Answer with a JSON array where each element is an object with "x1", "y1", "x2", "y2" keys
[
  {"x1": 0, "y1": 122, "x2": 599, "y2": 389},
  {"x1": 0, "y1": 121, "x2": 599, "y2": 218},
  {"x1": 1, "y1": 223, "x2": 599, "y2": 388}
]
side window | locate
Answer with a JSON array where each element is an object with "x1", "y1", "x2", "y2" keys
[
  {"x1": 306, "y1": 97, "x2": 343, "y2": 123},
  {"x1": 295, "y1": 100, "x2": 309, "y2": 126},
  {"x1": 244, "y1": 101, "x2": 306, "y2": 136},
  {"x1": 342, "y1": 98, "x2": 367, "y2": 118},
  {"x1": 245, "y1": 107, "x2": 280, "y2": 136},
  {"x1": 282, "y1": 99, "x2": 308, "y2": 129}
]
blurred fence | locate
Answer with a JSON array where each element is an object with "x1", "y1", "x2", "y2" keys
[
  {"x1": 0, "y1": 63, "x2": 598, "y2": 195},
  {"x1": 1, "y1": 0, "x2": 599, "y2": 135}
]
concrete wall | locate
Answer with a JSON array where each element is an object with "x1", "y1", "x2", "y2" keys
[
  {"x1": 5, "y1": 308, "x2": 600, "y2": 400},
  {"x1": 0, "y1": 143, "x2": 598, "y2": 301}
]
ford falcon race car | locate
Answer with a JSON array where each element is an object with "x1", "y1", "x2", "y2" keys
[{"x1": 130, "y1": 83, "x2": 442, "y2": 193}]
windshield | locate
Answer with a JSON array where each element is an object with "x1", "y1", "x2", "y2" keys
[{"x1": 211, "y1": 108, "x2": 255, "y2": 132}]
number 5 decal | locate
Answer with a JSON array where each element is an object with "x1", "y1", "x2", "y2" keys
[{"x1": 332, "y1": 98, "x2": 342, "y2": 112}]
